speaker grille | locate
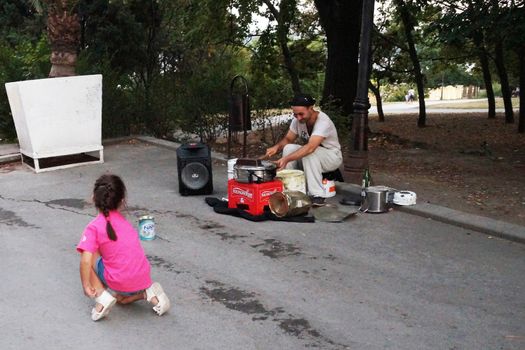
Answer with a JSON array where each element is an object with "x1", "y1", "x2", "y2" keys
[{"x1": 181, "y1": 162, "x2": 210, "y2": 190}]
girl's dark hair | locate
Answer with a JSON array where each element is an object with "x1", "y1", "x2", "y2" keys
[{"x1": 93, "y1": 174, "x2": 126, "y2": 241}]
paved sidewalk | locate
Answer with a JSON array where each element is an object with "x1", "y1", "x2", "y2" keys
[
  {"x1": 0, "y1": 143, "x2": 20, "y2": 162},
  {"x1": 336, "y1": 183, "x2": 525, "y2": 244},
  {"x1": 2, "y1": 136, "x2": 524, "y2": 244},
  {"x1": 136, "y1": 137, "x2": 525, "y2": 244}
]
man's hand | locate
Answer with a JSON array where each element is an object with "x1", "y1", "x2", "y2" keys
[
  {"x1": 275, "y1": 157, "x2": 288, "y2": 170},
  {"x1": 265, "y1": 145, "x2": 280, "y2": 159}
]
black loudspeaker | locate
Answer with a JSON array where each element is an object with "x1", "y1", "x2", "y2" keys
[{"x1": 176, "y1": 143, "x2": 213, "y2": 196}]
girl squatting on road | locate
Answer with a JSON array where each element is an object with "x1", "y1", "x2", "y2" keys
[{"x1": 76, "y1": 174, "x2": 170, "y2": 321}]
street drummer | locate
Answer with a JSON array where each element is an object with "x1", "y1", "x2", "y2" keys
[{"x1": 264, "y1": 93, "x2": 342, "y2": 207}]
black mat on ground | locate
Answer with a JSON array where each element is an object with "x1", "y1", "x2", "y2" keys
[{"x1": 205, "y1": 197, "x2": 315, "y2": 223}]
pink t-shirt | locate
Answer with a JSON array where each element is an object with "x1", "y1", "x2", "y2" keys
[{"x1": 76, "y1": 211, "x2": 152, "y2": 292}]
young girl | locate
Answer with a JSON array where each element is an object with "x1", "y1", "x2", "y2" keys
[{"x1": 77, "y1": 174, "x2": 170, "y2": 321}]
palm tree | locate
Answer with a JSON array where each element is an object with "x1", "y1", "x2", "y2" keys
[{"x1": 31, "y1": 0, "x2": 80, "y2": 77}]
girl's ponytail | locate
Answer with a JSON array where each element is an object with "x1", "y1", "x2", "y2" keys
[
  {"x1": 102, "y1": 208, "x2": 118, "y2": 241},
  {"x1": 93, "y1": 175, "x2": 126, "y2": 241}
]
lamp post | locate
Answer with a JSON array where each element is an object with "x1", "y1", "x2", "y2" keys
[{"x1": 342, "y1": 0, "x2": 376, "y2": 189}]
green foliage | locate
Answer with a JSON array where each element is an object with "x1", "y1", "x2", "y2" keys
[
  {"x1": 77, "y1": 0, "x2": 256, "y2": 140},
  {"x1": 492, "y1": 83, "x2": 502, "y2": 97},
  {"x1": 15, "y1": 35, "x2": 50, "y2": 78},
  {"x1": 0, "y1": 35, "x2": 50, "y2": 139},
  {"x1": 380, "y1": 83, "x2": 411, "y2": 102},
  {"x1": 319, "y1": 96, "x2": 350, "y2": 142},
  {"x1": 175, "y1": 50, "x2": 240, "y2": 142},
  {"x1": 2, "y1": 0, "x2": 522, "y2": 142},
  {"x1": 0, "y1": 0, "x2": 48, "y2": 139},
  {"x1": 0, "y1": 44, "x2": 20, "y2": 140},
  {"x1": 426, "y1": 62, "x2": 483, "y2": 88},
  {"x1": 0, "y1": 1, "x2": 44, "y2": 45},
  {"x1": 248, "y1": 57, "x2": 293, "y2": 110},
  {"x1": 76, "y1": 53, "x2": 135, "y2": 138},
  {"x1": 372, "y1": 0, "x2": 522, "y2": 105},
  {"x1": 433, "y1": 0, "x2": 521, "y2": 88},
  {"x1": 250, "y1": 108, "x2": 290, "y2": 146},
  {"x1": 0, "y1": 0, "x2": 329, "y2": 142}
]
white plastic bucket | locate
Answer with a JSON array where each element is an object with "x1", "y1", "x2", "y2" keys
[
  {"x1": 322, "y1": 178, "x2": 336, "y2": 197},
  {"x1": 275, "y1": 169, "x2": 306, "y2": 193},
  {"x1": 227, "y1": 158, "x2": 238, "y2": 180}
]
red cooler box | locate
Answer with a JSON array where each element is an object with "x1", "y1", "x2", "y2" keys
[{"x1": 228, "y1": 179, "x2": 283, "y2": 216}]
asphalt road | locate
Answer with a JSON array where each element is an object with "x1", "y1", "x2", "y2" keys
[{"x1": 0, "y1": 141, "x2": 523, "y2": 350}]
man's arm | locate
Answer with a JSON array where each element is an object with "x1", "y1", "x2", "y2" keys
[
  {"x1": 265, "y1": 130, "x2": 297, "y2": 158},
  {"x1": 275, "y1": 135, "x2": 324, "y2": 169}
]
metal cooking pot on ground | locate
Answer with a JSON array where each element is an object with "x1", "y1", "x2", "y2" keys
[
  {"x1": 363, "y1": 186, "x2": 394, "y2": 213},
  {"x1": 233, "y1": 158, "x2": 277, "y2": 183}
]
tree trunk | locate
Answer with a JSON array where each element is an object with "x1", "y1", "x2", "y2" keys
[
  {"x1": 314, "y1": 0, "x2": 362, "y2": 116},
  {"x1": 519, "y1": 45, "x2": 525, "y2": 133},
  {"x1": 494, "y1": 40, "x2": 514, "y2": 123},
  {"x1": 369, "y1": 80, "x2": 385, "y2": 122},
  {"x1": 473, "y1": 34, "x2": 496, "y2": 118},
  {"x1": 47, "y1": 1, "x2": 81, "y2": 77},
  {"x1": 396, "y1": 0, "x2": 426, "y2": 127},
  {"x1": 262, "y1": 0, "x2": 302, "y2": 94}
]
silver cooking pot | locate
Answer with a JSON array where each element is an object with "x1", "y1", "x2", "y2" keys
[
  {"x1": 233, "y1": 160, "x2": 277, "y2": 183},
  {"x1": 363, "y1": 186, "x2": 394, "y2": 213}
]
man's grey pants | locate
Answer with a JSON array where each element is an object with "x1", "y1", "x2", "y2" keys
[{"x1": 283, "y1": 144, "x2": 343, "y2": 197}]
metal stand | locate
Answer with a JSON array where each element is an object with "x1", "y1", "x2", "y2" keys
[{"x1": 227, "y1": 75, "x2": 251, "y2": 159}]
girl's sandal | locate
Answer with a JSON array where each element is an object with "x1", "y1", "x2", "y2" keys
[
  {"x1": 91, "y1": 290, "x2": 117, "y2": 321},
  {"x1": 145, "y1": 282, "x2": 170, "y2": 316}
]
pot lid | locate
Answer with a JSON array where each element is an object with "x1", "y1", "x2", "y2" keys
[
  {"x1": 234, "y1": 158, "x2": 276, "y2": 171},
  {"x1": 366, "y1": 185, "x2": 391, "y2": 192}
]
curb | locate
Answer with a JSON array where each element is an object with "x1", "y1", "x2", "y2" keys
[
  {"x1": 0, "y1": 143, "x2": 21, "y2": 163},
  {"x1": 336, "y1": 182, "x2": 525, "y2": 244},
  {"x1": 0, "y1": 153, "x2": 21, "y2": 163},
  {"x1": 3, "y1": 137, "x2": 525, "y2": 243},
  {"x1": 135, "y1": 136, "x2": 229, "y2": 161}
]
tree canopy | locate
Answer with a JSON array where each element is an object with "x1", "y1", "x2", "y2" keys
[{"x1": 0, "y1": 0, "x2": 523, "y2": 140}]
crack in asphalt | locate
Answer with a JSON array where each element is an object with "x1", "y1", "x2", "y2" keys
[{"x1": 0, "y1": 195, "x2": 94, "y2": 219}]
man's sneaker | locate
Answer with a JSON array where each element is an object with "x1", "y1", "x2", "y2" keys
[{"x1": 311, "y1": 196, "x2": 326, "y2": 207}]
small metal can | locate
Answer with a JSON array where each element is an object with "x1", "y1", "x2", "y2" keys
[{"x1": 138, "y1": 215, "x2": 156, "y2": 241}]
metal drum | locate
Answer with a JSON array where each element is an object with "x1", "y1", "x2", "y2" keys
[
  {"x1": 233, "y1": 159, "x2": 276, "y2": 183},
  {"x1": 268, "y1": 191, "x2": 312, "y2": 217}
]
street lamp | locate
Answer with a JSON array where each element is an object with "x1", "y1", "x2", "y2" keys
[{"x1": 342, "y1": 0, "x2": 375, "y2": 198}]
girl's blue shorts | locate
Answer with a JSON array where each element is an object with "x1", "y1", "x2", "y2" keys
[{"x1": 95, "y1": 256, "x2": 143, "y2": 297}]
